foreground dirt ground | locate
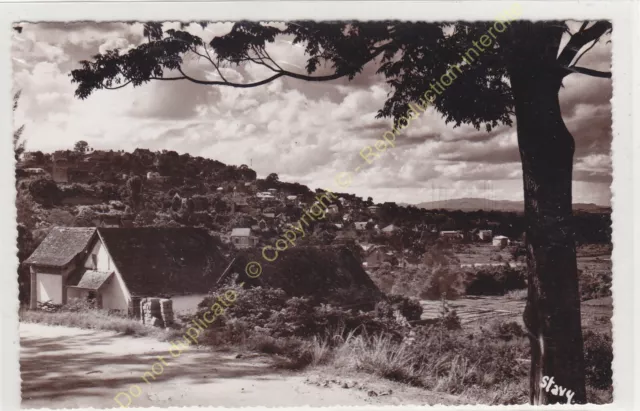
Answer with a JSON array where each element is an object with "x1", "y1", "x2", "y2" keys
[
  {"x1": 20, "y1": 323, "x2": 460, "y2": 408},
  {"x1": 20, "y1": 294, "x2": 611, "y2": 408}
]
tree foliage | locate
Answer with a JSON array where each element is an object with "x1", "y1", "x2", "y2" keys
[
  {"x1": 71, "y1": 19, "x2": 610, "y2": 132},
  {"x1": 69, "y1": 18, "x2": 613, "y2": 405},
  {"x1": 74, "y1": 140, "x2": 90, "y2": 154},
  {"x1": 28, "y1": 178, "x2": 60, "y2": 207},
  {"x1": 126, "y1": 175, "x2": 144, "y2": 210},
  {"x1": 13, "y1": 90, "x2": 26, "y2": 161}
]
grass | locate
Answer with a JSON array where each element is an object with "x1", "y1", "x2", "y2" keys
[
  {"x1": 22, "y1": 306, "x2": 612, "y2": 405},
  {"x1": 312, "y1": 323, "x2": 530, "y2": 404},
  {"x1": 20, "y1": 308, "x2": 183, "y2": 341},
  {"x1": 240, "y1": 318, "x2": 611, "y2": 405},
  {"x1": 505, "y1": 289, "x2": 528, "y2": 300}
]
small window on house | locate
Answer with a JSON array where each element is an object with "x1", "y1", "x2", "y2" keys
[{"x1": 91, "y1": 254, "x2": 97, "y2": 268}]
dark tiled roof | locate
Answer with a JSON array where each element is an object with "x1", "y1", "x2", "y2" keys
[
  {"x1": 24, "y1": 227, "x2": 96, "y2": 267},
  {"x1": 97, "y1": 227, "x2": 227, "y2": 297},
  {"x1": 73, "y1": 270, "x2": 113, "y2": 290}
]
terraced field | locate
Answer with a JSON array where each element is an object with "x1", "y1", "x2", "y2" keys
[{"x1": 419, "y1": 295, "x2": 612, "y2": 333}]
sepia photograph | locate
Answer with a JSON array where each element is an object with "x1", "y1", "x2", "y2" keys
[{"x1": 10, "y1": 2, "x2": 623, "y2": 408}]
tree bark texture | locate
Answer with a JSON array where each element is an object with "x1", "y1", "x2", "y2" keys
[{"x1": 505, "y1": 22, "x2": 587, "y2": 405}]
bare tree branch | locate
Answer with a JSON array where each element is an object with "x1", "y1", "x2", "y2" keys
[
  {"x1": 562, "y1": 65, "x2": 612, "y2": 78},
  {"x1": 557, "y1": 21, "x2": 611, "y2": 67},
  {"x1": 571, "y1": 39, "x2": 598, "y2": 68}
]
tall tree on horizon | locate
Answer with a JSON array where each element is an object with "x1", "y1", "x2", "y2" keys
[
  {"x1": 70, "y1": 15, "x2": 612, "y2": 404},
  {"x1": 13, "y1": 90, "x2": 26, "y2": 161}
]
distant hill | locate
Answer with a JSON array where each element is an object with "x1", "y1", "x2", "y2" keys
[{"x1": 408, "y1": 198, "x2": 610, "y2": 213}]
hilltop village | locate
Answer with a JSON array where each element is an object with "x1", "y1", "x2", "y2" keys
[{"x1": 16, "y1": 146, "x2": 611, "y2": 312}]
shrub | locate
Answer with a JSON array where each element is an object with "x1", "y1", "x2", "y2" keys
[
  {"x1": 28, "y1": 178, "x2": 60, "y2": 206},
  {"x1": 579, "y1": 270, "x2": 612, "y2": 301},
  {"x1": 37, "y1": 301, "x2": 62, "y2": 313},
  {"x1": 407, "y1": 324, "x2": 530, "y2": 391},
  {"x1": 583, "y1": 330, "x2": 613, "y2": 389},
  {"x1": 197, "y1": 284, "x2": 408, "y2": 348},
  {"x1": 20, "y1": 308, "x2": 180, "y2": 340},
  {"x1": 465, "y1": 266, "x2": 527, "y2": 296},
  {"x1": 61, "y1": 298, "x2": 97, "y2": 312},
  {"x1": 387, "y1": 294, "x2": 423, "y2": 322},
  {"x1": 419, "y1": 264, "x2": 466, "y2": 300},
  {"x1": 481, "y1": 320, "x2": 526, "y2": 341}
]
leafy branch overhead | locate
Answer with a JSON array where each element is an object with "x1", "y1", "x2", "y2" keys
[{"x1": 70, "y1": 20, "x2": 611, "y2": 132}]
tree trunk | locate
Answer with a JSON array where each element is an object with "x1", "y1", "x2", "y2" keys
[{"x1": 510, "y1": 68, "x2": 586, "y2": 405}]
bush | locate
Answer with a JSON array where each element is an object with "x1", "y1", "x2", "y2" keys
[
  {"x1": 387, "y1": 294, "x2": 423, "y2": 322},
  {"x1": 583, "y1": 330, "x2": 613, "y2": 389},
  {"x1": 419, "y1": 265, "x2": 466, "y2": 300},
  {"x1": 28, "y1": 178, "x2": 60, "y2": 206},
  {"x1": 37, "y1": 301, "x2": 62, "y2": 313},
  {"x1": 481, "y1": 320, "x2": 526, "y2": 341},
  {"x1": 61, "y1": 298, "x2": 97, "y2": 312},
  {"x1": 465, "y1": 266, "x2": 527, "y2": 296},
  {"x1": 439, "y1": 300, "x2": 462, "y2": 330},
  {"x1": 579, "y1": 270, "x2": 611, "y2": 301},
  {"x1": 20, "y1": 308, "x2": 180, "y2": 340},
  {"x1": 407, "y1": 323, "x2": 530, "y2": 391},
  {"x1": 197, "y1": 284, "x2": 409, "y2": 348}
]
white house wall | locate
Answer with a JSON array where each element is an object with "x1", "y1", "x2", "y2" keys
[
  {"x1": 80, "y1": 237, "x2": 131, "y2": 311},
  {"x1": 100, "y1": 274, "x2": 129, "y2": 310},
  {"x1": 85, "y1": 241, "x2": 112, "y2": 272},
  {"x1": 37, "y1": 273, "x2": 63, "y2": 304}
]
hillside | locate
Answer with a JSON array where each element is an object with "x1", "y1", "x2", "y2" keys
[{"x1": 15, "y1": 148, "x2": 612, "y2": 304}]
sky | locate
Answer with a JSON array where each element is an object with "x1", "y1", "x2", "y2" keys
[{"x1": 11, "y1": 21, "x2": 613, "y2": 206}]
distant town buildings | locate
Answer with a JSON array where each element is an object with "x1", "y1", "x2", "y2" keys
[
  {"x1": 440, "y1": 230, "x2": 464, "y2": 242},
  {"x1": 328, "y1": 204, "x2": 340, "y2": 214},
  {"x1": 381, "y1": 224, "x2": 398, "y2": 235},
  {"x1": 361, "y1": 245, "x2": 397, "y2": 270},
  {"x1": 492, "y1": 235, "x2": 510, "y2": 248},
  {"x1": 478, "y1": 229, "x2": 493, "y2": 241},
  {"x1": 286, "y1": 195, "x2": 299, "y2": 205},
  {"x1": 24, "y1": 168, "x2": 47, "y2": 176},
  {"x1": 354, "y1": 222, "x2": 368, "y2": 231},
  {"x1": 230, "y1": 228, "x2": 258, "y2": 249}
]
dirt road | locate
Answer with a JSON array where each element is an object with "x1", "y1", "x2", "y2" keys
[{"x1": 20, "y1": 323, "x2": 456, "y2": 408}]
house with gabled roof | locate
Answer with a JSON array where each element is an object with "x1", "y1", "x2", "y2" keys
[
  {"x1": 354, "y1": 221, "x2": 369, "y2": 231},
  {"x1": 363, "y1": 245, "x2": 396, "y2": 270},
  {"x1": 381, "y1": 224, "x2": 398, "y2": 235},
  {"x1": 25, "y1": 227, "x2": 227, "y2": 313},
  {"x1": 230, "y1": 227, "x2": 258, "y2": 249}
]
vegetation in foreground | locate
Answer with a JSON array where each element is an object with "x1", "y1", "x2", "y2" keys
[
  {"x1": 192, "y1": 283, "x2": 612, "y2": 405},
  {"x1": 19, "y1": 299, "x2": 182, "y2": 341},
  {"x1": 21, "y1": 281, "x2": 612, "y2": 405}
]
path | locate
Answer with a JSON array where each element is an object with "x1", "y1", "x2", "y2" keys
[{"x1": 20, "y1": 323, "x2": 455, "y2": 408}]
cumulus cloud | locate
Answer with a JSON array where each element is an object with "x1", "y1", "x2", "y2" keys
[{"x1": 12, "y1": 21, "x2": 613, "y2": 206}]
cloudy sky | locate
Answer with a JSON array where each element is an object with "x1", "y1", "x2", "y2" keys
[{"x1": 12, "y1": 21, "x2": 613, "y2": 206}]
